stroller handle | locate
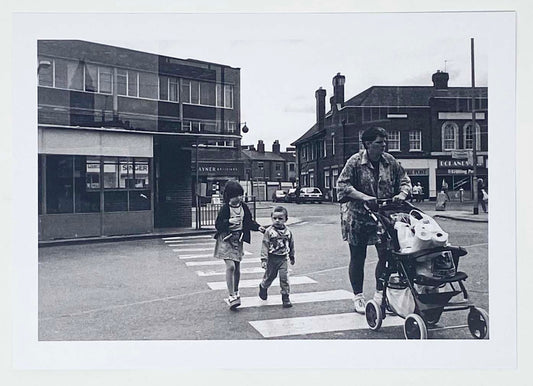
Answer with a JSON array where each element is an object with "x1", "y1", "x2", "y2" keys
[{"x1": 363, "y1": 198, "x2": 417, "y2": 214}]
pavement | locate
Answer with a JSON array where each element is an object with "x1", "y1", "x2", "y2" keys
[{"x1": 38, "y1": 200, "x2": 487, "y2": 247}]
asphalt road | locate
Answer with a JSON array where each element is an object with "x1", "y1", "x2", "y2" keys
[{"x1": 38, "y1": 201, "x2": 488, "y2": 340}]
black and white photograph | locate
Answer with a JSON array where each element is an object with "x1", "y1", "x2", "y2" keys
[{"x1": 8, "y1": 4, "x2": 521, "y2": 376}]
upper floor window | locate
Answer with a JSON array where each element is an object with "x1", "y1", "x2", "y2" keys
[
  {"x1": 159, "y1": 76, "x2": 179, "y2": 102},
  {"x1": 226, "y1": 121, "x2": 236, "y2": 133},
  {"x1": 332, "y1": 134, "x2": 336, "y2": 155},
  {"x1": 387, "y1": 130, "x2": 400, "y2": 151},
  {"x1": 409, "y1": 130, "x2": 422, "y2": 151},
  {"x1": 289, "y1": 163, "x2": 295, "y2": 172},
  {"x1": 463, "y1": 122, "x2": 481, "y2": 150},
  {"x1": 323, "y1": 139, "x2": 327, "y2": 158},
  {"x1": 442, "y1": 121, "x2": 459, "y2": 151},
  {"x1": 224, "y1": 85, "x2": 234, "y2": 109}
]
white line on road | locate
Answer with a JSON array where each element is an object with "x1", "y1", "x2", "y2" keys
[
  {"x1": 249, "y1": 312, "x2": 403, "y2": 338},
  {"x1": 171, "y1": 247, "x2": 213, "y2": 252},
  {"x1": 185, "y1": 258, "x2": 259, "y2": 266},
  {"x1": 207, "y1": 276, "x2": 317, "y2": 290},
  {"x1": 237, "y1": 289, "x2": 353, "y2": 308},
  {"x1": 165, "y1": 239, "x2": 215, "y2": 244},
  {"x1": 162, "y1": 235, "x2": 213, "y2": 241},
  {"x1": 196, "y1": 267, "x2": 268, "y2": 276},
  {"x1": 176, "y1": 251, "x2": 252, "y2": 259},
  {"x1": 294, "y1": 221, "x2": 308, "y2": 226}
]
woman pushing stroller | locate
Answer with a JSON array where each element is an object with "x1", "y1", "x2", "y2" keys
[{"x1": 336, "y1": 126, "x2": 411, "y2": 314}]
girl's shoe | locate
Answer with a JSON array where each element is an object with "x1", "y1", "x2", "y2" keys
[
  {"x1": 353, "y1": 293, "x2": 366, "y2": 314},
  {"x1": 226, "y1": 295, "x2": 241, "y2": 310}
]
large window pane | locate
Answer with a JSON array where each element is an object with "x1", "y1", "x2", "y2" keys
[
  {"x1": 99, "y1": 67, "x2": 113, "y2": 94},
  {"x1": 139, "y1": 72, "x2": 158, "y2": 99},
  {"x1": 224, "y1": 85, "x2": 233, "y2": 108},
  {"x1": 119, "y1": 158, "x2": 133, "y2": 188},
  {"x1": 46, "y1": 155, "x2": 74, "y2": 214},
  {"x1": 54, "y1": 59, "x2": 68, "y2": 88},
  {"x1": 169, "y1": 78, "x2": 179, "y2": 102},
  {"x1": 85, "y1": 64, "x2": 98, "y2": 92},
  {"x1": 103, "y1": 158, "x2": 119, "y2": 188},
  {"x1": 216, "y1": 84, "x2": 223, "y2": 107},
  {"x1": 190, "y1": 80, "x2": 200, "y2": 104},
  {"x1": 129, "y1": 190, "x2": 151, "y2": 211},
  {"x1": 128, "y1": 71, "x2": 138, "y2": 97},
  {"x1": 200, "y1": 82, "x2": 216, "y2": 105},
  {"x1": 159, "y1": 76, "x2": 169, "y2": 100},
  {"x1": 104, "y1": 191, "x2": 128, "y2": 212},
  {"x1": 133, "y1": 159, "x2": 150, "y2": 188},
  {"x1": 181, "y1": 80, "x2": 190, "y2": 103},
  {"x1": 117, "y1": 69, "x2": 127, "y2": 95},
  {"x1": 67, "y1": 61, "x2": 84, "y2": 90},
  {"x1": 75, "y1": 156, "x2": 100, "y2": 213}
]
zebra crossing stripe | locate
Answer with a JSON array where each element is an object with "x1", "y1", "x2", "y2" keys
[
  {"x1": 207, "y1": 276, "x2": 316, "y2": 290},
  {"x1": 196, "y1": 267, "x2": 286, "y2": 277},
  {"x1": 249, "y1": 312, "x2": 403, "y2": 338},
  {"x1": 165, "y1": 239, "x2": 215, "y2": 244},
  {"x1": 176, "y1": 251, "x2": 252, "y2": 259},
  {"x1": 185, "y1": 258, "x2": 259, "y2": 267},
  {"x1": 162, "y1": 235, "x2": 213, "y2": 241},
  {"x1": 235, "y1": 289, "x2": 353, "y2": 308},
  {"x1": 171, "y1": 247, "x2": 213, "y2": 252}
]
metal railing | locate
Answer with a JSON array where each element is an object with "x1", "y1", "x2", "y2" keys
[{"x1": 195, "y1": 195, "x2": 257, "y2": 229}]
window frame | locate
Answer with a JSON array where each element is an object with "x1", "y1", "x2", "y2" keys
[
  {"x1": 442, "y1": 121, "x2": 459, "y2": 151},
  {"x1": 409, "y1": 130, "x2": 422, "y2": 152},
  {"x1": 387, "y1": 130, "x2": 401, "y2": 152},
  {"x1": 463, "y1": 122, "x2": 481, "y2": 151}
]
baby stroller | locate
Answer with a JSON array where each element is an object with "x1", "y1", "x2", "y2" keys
[{"x1": 363, "y1": 199, "x2": 489, "y2": 339}]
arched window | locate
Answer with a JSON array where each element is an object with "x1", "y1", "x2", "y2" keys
[
  {"x1": 441, "y1": 121, "x2": 458, "y2": 151},
  {"x1": 463, "y1": 122, "x2": 481, "y2": 150}
]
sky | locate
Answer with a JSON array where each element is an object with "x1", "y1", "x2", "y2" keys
[{"x1": 91, "y1": 12, "x2": 489, "y2": 151}]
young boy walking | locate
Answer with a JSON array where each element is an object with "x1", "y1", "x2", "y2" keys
[{"x1": 258, "y1": 206, "x2": 295, "y2": 308}]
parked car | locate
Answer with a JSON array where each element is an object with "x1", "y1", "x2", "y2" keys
[
  {"x1": 285, "y1": 188, "x2": 298, "y2": 203},
  {"x1": 297, "y1": 187, "x2": 323, "y2": 204},
  {"x1": 272, "y1": 190, "x2": 287, "y2": 202}
]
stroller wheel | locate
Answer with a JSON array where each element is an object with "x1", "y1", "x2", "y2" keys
[
  {"x1": 404, "y1": 314, "x2": 428, "y2": 339},
  {"x1": 365, "y1": 300, "x2": 383, "y2": 331},
  {"x1": 467, "y1": 307, "x2": 489, "y2": 339}
]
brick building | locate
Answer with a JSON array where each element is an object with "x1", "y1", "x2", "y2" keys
[
  {"x1": 241, "y1": 140, "x2": 297, "y2": 200},
  {"x1": 292, "y1": 72, "x2": 488, "y2": 200},
  {"x1": 37, "y1": 40, "x2": 243, "y2": 240}
]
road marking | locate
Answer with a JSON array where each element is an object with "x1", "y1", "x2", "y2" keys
[
  {"x1": 294, "y1": 221, "x2": 308, "y2": 226},
  {"x1": 176, "y1": 251, "x2": 252, "y2": 259},
  {"x1": 162, "y1": 235, "x2": 213, "y2": 241},
  {"x1": 170, "y1": 247, "x2": 213, "y2": 252},
  {"x1": 207, "y1": 276, "x2": 317, "y2": 290},
  {"x1": 196, "y1": 267, "x2": 267, "y2": 276},
  {"x1": 237, "y1": 289, "x2": 353, "y2": 308},
  {"x1": 185, "y1": 258, "x2": 259, "y2": 267},
  {"x1": 165, "y1": 240, "x2": 215, "y2": 245},
  {"x1": 249, "y1": 312, "x2": 403, "y2": 338}
]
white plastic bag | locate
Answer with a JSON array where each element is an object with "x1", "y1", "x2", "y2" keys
[
  {"x1": 387, "y1": 287, "x2": 416, "y2": 318},
  {"x1": 409, "y1": 210, "x2": 448, "y2": 252}
]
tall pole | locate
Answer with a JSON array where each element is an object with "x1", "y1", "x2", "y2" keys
[
  {"x1": 471, "y1": 38, "x2": 479, "y2": 215},
  {"x1": 195, "y1": 136, "x2": 200, "y2": 228}
]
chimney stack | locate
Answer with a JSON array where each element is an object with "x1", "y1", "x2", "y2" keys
[
  {"x1": 432, "y1": 70, "x2": 449, "y2": 89},
  {"x1": 332, "y1": 73, "x2": 346, "y2": 106},
  {"x1": 315, "y1": 87, "x2": 326, "y2": 125},
  {"x1": 272, "y1": 140, "x2": 281, "y2": 154},
  {"x1": 257, "y1": 140, "x2": 265, "y2": 153}
]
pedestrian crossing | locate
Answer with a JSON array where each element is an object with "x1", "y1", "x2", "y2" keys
[{"x1": 163, "y1": 234, "x2": 402, "y2": 338}]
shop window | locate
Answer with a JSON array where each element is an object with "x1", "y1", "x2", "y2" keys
[
  {"x1": 129, "y1": 190, "x2": 151, "y2": 211},
  {"x1": 75, "y1": 156, "x2": 100, "y2": 213},
  {"x1": 442, "y1": 121, "x2": 458, "y2": 150},
  {"x1": 289, "y1": 164, "x2": 295, "y2": 172},
  {"x1": 46, "y1": 155, "x2": 74, "y2": 214},
  {"x1": 104, "y1": 191, "x2": 128, "y2": 212},
  {"x1": 409, "y1": 130, "x2": 422, "y2": 151},
  {"x1": 103, "y1": 158, "x2": 120, "y2": 189},
  {"x1": 324, "y1": 170, "x2": 330, "y2": 189},
  {"x1": 388, "y1": 130, "x2": 400, "y2": 151}
]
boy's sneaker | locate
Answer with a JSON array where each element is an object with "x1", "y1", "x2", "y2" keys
[
  {"x1": 258, "y1": 284, "x2": 268, "y2": 300},
  {"x1": 353, "y1": 293, "x2": 366, "y2": 314},
  {"x1": 226, "y1": 295, "x2": 241, "y2": 310},
  {"x1": 282, "y1": 294, "x2": 292, "y2": 308}
]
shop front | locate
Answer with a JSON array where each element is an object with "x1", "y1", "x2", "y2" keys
[
  {"x1": 192, "y1": 161, "x2": 244, "y2": 204},
  {"x1": 436, "y1": 157, "x2": 488, "y2": 201}
]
